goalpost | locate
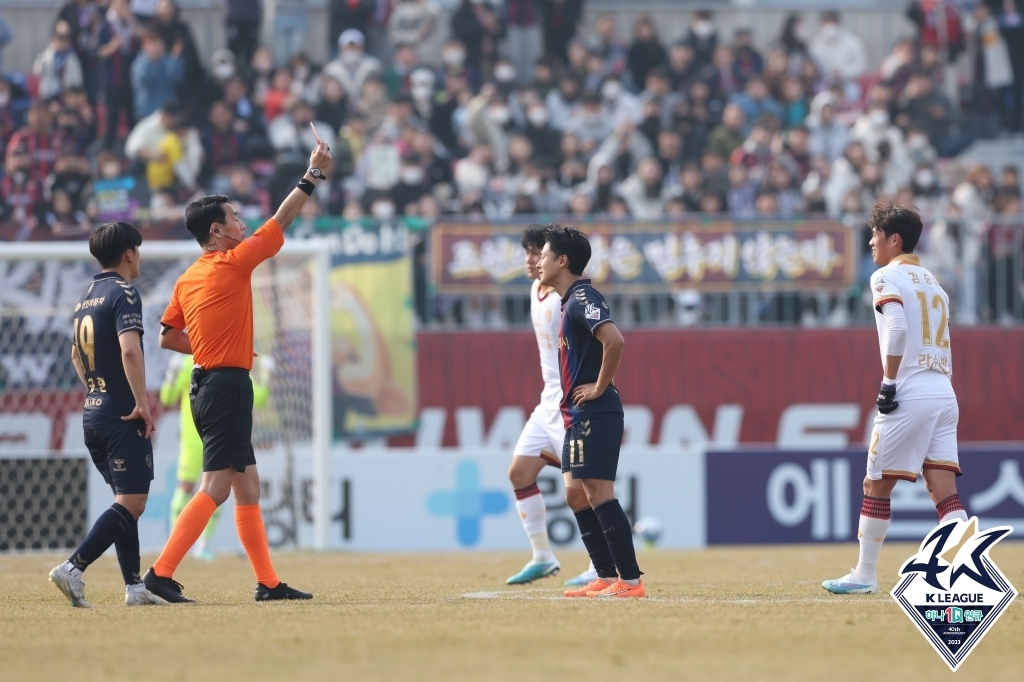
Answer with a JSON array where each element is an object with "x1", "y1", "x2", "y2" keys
[{"x1": 0, "y1": 239, "x2": 334, "y2": 551}]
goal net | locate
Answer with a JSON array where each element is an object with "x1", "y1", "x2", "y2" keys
[{"x1": 0, "y1": 240, "x2": 333, "y2": 552}]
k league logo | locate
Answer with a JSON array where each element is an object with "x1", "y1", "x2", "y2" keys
[{"x1": 891, "y1": 517, "x2": 1017, "y2": 671}]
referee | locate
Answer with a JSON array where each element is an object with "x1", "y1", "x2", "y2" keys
[{"x1": 144, "y1": 142, "x2": 331, "y2": 603}]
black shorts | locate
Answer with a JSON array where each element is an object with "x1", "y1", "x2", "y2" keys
[
  {"x1": 561, "y1": 411, "x2": 623, "y2": 481},
  {"x1": 191, "y1": 367, "x2": 257, "y2": 473},
  {"x1": 84, "y1": 420, "x2": 154, "y2": 495}
]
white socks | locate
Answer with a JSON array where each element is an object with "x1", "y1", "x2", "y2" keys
[
  {"x1": 126, "y1": 582, "x2": 147, "y2": 593},
  {"x1": 515, "y1": 489, "x2": 554, "y2": 563},
  {"x1": 940, "y1": 509, "x2": 968, "y2": 524},
  {"x1": 63, "y1": 561, "x2": 83, "y2": 579},
  {"x1": 855, "y1": 515, "x2": 889, "y2": 583}
]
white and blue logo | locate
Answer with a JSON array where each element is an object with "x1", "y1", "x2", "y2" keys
[{"x1": 426, "y1": 460, "x2": 509, "y2": 546}]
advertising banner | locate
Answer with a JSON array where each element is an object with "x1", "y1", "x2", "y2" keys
[
  {"x1": 705, "y1": 448, "x2": 1024, "y2": 544},
  {"x1": 431, "y1": 221, "x2": 856, "y2": 294},
  {"x1": 85, "y1": 435, "x2": 704, "y2": 553}
]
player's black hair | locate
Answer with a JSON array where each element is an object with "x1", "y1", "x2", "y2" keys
[
  {"x1": 544, "y1": 225, "x2": 591, "y2": 276},
  {"x1": 521, "y1": 224, "x2": 547, "y2": 250},
  {"x1": 185, "y1": 194, "x2": 230, "y2": 245},
  {"x1": 89, "y1": 221, "x2": 142, "y2": 269},
  {"x1": 870, "y1": 203, "x2": 922, "y2": 253}
]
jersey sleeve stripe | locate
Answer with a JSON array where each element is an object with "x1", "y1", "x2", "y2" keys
[{"x1": 873, "y1": 296, "x2": 903, "y2": 313}]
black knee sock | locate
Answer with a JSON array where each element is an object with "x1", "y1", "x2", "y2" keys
[
  {"x1": 68, "y1": 503, "x2": 132, "y2": 572},
  {"x1": 114, "y1": 512, "x2": 141, "y2": 585},
  {"x1": 573, "y1": 507, "x2": 618, "y2": 579},
  {"x1": 594, "y1": 499, "x2": 642, "y2": 581}
]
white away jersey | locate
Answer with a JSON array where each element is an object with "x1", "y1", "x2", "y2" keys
[
  {"x1": 870, "y1": 255, "x2": 955, "y2": 400},
  {"x1": 531, "y1": 279, "x2": 562, "y2": 408}
]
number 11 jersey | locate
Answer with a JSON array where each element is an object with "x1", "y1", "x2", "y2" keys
[{"x1": 72, "y1": 272, "x2": 145, "y2": 426}]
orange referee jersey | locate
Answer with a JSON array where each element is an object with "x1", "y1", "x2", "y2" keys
[{"x1": 161, "y1": 218, "x2": 283, "y2": 371}]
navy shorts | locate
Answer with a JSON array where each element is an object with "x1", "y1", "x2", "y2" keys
[
  {"x1": 84, "y1": 420, "x2": 154, "y2": 495},
  {"x1": 191, "y1": 367, "x2": 257, "y2": 473},
  {"x1": 561, "y1": 411, "x2": 624, "y2": 481}
]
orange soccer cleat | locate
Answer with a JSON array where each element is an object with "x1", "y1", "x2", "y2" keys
[
  {"x1": 587, "y1": 579, "x2": 646, "y2": 598},
  {"x1": 564, "y1": 578, "x2": 612, "y2": 598}
]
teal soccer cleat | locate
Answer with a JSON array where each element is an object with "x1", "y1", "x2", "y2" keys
[
  {"x1": 822, "y1": 569, "x2": 879, "y2": 594},
  {"x1": 506, "y1": 560, "x2": 561, "y2": 585},
  {"x1": 563, "y1": 564, "x2": 598, "y2": 587}
]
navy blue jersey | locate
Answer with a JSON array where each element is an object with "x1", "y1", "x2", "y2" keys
[
  {"x1": 72, "y1": 272, "x2": 144, "y2": 425},
  {"x1": 558, "y1": 279, "x2": 623, "y2": 427}
]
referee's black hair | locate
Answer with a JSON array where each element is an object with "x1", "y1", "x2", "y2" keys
[
  {"x1": 89, "y1": 221, "x2": 142, "y2": 269},
  {"x1": 185, "y1": 194, "x2": 230, "y2": 245},
  {"x1": 521, "y1": 224, "x2": 548, "y2": 250},
  {"x1": 544, "y1": 224, "x2": 591, "y2": 276},
  {"x1": 870, "y1": 203, "x2": 922, "y2": 253}
]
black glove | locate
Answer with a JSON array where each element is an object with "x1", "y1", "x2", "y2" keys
[{"x1": 877, "y1": 382, "x2": 898, "y2": 415}]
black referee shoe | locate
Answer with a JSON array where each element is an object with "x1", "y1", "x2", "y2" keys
[
  {"x1": 255, "y1": 582, "x2": 313, "y2": 601},
  {"x1": 143, "y1": 568, "x2": 195, "y2": 603}
]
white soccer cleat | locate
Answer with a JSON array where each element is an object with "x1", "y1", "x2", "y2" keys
[
  {"x1": 49, "y1": 564, "x2": 91, "y2": 608},
  {"x1": 822, "y1": 568, "x2": 879, "y2": 594},
  {"x1": 125, "y1": 587, "x2": 169, "y2": 606},
  {"x1": 564, "y1": 564, "x2": 599, "y2": 587}
]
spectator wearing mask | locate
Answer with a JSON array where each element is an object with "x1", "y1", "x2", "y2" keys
[
  {"x1": 7, "y1": 102, "x2": 64, "y2": 182},
  {"x1": 97, "y1": 0, "x2": 139, "y2": 149},
  {"x1": 33, "y1": 21, "x2": 84, "y2": 101},
  {"x1": 451, "y1": 0, "x2": 504, "y2": 79},
  {"x1": 131, "y1": 30, "x2": 184, "y2": 119},
  {"x1": 806, "y1": 91, "x2": 849, "y2": 162},
  {"x1": 323, "y1": 29, "x2": 382, "y2": 102},
  {"x1": 523, "y1": 101, "x2": 562, "y2": 170},
  {"x1": 618, "y1": 156, "x2": 668, "y2": 219},
  {"x1": 329, "y1": 0, "x2": 376, "y2": 57},
  {"x1": 626, "y1": 15, "x2": 668, "y2": 90},
  {"x1": 601, "y1": 74, "x2": 643, "y2": 127},
  {"x1": 225, "y1": 0, "x2": 261, "y2": 67},
  {"x1": 466, "y1": 84, "x2": 514, "y2": 174},
  {"x1": 809, "y1": 11, "x2": 869, "y2": 81},
  {"x1": 390, "y1": 153, "x2": 429, "y2": 215},
  {"x1": 683, "y1": 9, "x2": 718, "y2": 72}
]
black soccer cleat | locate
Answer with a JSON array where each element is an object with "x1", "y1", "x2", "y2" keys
[
  {"x1": 143, "y1": 567, "x2": 195, "y2": 603},
  {"x1": 255, "y1": 582, "x2": 313, "y2": 601}
]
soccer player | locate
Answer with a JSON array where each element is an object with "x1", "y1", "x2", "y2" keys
[
  {"x1": 143, "y1": 141, "x2": 332, "y2": 603},
  {"x1": 823, "y1": 204, "x2": 968, "y2": 595},
  {"x1": 537, "y1": 225, "x2": 645, "y2": 599},
  {"x1": 49, "y1": 222, "x2": 167, "y2": 607},
  {"x1": 506, "y1": 225, "x2": 595, "y2": 586},
  {"x1": 160, "y1": 354, "x2": 271, "y2": 561}
]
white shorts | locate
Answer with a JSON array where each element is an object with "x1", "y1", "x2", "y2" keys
[
  {"x1": 513, "y1": 404, "x2": 564, "y2": 467},
  {"x1": 867, "y1": 397, "x2": 960, "y2": 482}
]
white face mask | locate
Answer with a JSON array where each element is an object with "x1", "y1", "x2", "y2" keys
[
  {"x1": 488, "y1": 106, "x2": 510, "y2": 125},
  {"x1": 822, "y1": 24, "x2": 839, "y2": 39},
  {"x1": 412, "y1": 84, "x2": 433, "y2": 101},
  {"x1": 214, "y1": 63, "x2": 235, "y2": 80},
  {"x1": 0, "y1": 92, "x2": 9, "y2": 107},
  {"x1": 694, "y1": 21, "x2": 715, "y2": 39},
  {"x1": 294, "y1": 65, "x2": 310, "y2": 82},
  {"x1": 341, "y1": 50, "x2": 362, "y2": 66},
  {"x1": 915, "y1": 169, "x2": 936, "y2": 188},
  {"x1": 402, "y1": 167, "x2": 424, "y2": 185},
  {"x1": 442, "y1": 50, "x2": 466, "y2": 66},
  {"x1": 372, "y1": 201, "x2": 396, "y2": 220},
  {"x1": 601, "y1": 81, "x2": 621, "y2": 101},
  {"x1": 908, "y1": 134, "x2": 928, "y2": 149},
  {"x1": 495, "y1": 64, "x2": 516, "y2": 83},
  {"x1": 869, "y1": 109, "x2": 889, "y2": 127},
  {"x1": 527, "y1": 107, "x2": 549, "y2": 127}
]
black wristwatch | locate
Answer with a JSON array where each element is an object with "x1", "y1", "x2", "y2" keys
[{"x1": 307, "y1": 167, "x2": 326, "y2": 180}]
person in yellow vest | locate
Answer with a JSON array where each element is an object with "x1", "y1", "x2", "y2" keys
[{"x1": 160, "y1": 354, "x2": 270, "y2": 560}]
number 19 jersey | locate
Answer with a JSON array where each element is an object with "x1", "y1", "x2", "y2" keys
[
  {"x1": 870, "y1": 255, "x2": 955, "y2": 401},
  {"x1": 73, "y1": 272, "x2": 145, "y2": 426}
]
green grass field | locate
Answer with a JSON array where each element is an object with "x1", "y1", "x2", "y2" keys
[{"x1": 1, "y1": 545, "x2": 1021, "y2": 682}]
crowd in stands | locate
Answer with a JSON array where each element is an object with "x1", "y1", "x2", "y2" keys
[{"x1": 0, "y1": 0, "x2": 1023, "y2": 242}]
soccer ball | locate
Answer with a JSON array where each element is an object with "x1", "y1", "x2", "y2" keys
[{"x1": 633, "y1": 516, "x2": 663, "y2": 547}]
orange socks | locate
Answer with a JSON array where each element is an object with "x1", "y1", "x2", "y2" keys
[
  {"x1": 153, "y1": 491, "x2": 217, "y2": 578},
  {"x1": 235, "y1": 504, "x2": 280, "y2": 588}
]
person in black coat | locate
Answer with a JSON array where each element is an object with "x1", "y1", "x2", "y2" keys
[
  {"x1": 540, "y1": 0, "x2": 583, "y2": 66},
  {"x1": 626, "y1": 15, "x2": 668, "y2": 91},
  {"x1": 451, "y1": 0, "x2": 505, "y2": 78}
]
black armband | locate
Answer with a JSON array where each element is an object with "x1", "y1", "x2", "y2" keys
[{"x1": 297, "y1": 178, "x2": 315, "y2": 196}]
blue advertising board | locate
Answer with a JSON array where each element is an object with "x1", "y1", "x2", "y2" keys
[{"x1": 706, "y1": 448, "x2": 1024, "y2": 544}]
